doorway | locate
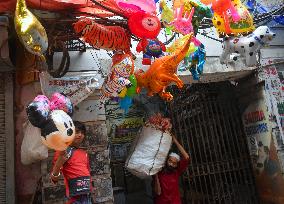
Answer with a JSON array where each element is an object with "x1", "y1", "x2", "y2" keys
[{"x1": 167, "y1": 82, "x2": 259, "y2": 204}]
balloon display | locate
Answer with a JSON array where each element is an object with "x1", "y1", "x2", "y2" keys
[{"x1": 14, "y1": 0, "x2": 48, "y2": 59}]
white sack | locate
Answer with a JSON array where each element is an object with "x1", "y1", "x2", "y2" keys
[
  {"x1": 21, "y1": 121, "x2": 48, "y2": 165},
  {"x1": 125, "y1": 125, "x2": 172, "y2": 178}
]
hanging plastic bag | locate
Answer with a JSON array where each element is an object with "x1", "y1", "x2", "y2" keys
[
  {"x1": 21, "y1": 121, "x2": 48, "y2": 165},
  {"x1": 125, "y1": 114, "x2": 172, "y2": 178}
]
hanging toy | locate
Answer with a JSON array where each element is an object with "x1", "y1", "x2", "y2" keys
[
  {"x1": 14, "y1": 0, "x2": 48, "y2": 59},
  {"x1": 26, "y1": 95, "x2": 75, "y2": 151},
  {"x1": 101, "y1": 51, "x2": 134, "y2": 98},
  {"x1": 119, "y1": 96, "x2": 133, "y2": 114},
  {"x1": 162, "y1": 0, "x2": 212, "y2": 35},
  {"x1": 118, "y1": 74, "x2": 138, "y2": 113},
  {"x1": 135, "y1": 34, "x2": 192, "y2": 101},
  {"x1": 211, "y1": 0, "x2": 255, "y2": 36},
  {"x1": 171, "y1": 6, "x2": 195, "y2": 35},
  {"x1": 160, "y1": 0, "x2": 174, "y2": 34},
  {"x1": 167, "y1": 35, "x2": 197, "y2": 72},
  {"x1": 136, "y1": 38, "x2": 166, "y2": 65},
  {"x1": 26, "y1": 95, "x2": 50, "y2": 128},
  {"x1": 126, "y1": 75, "x2": 138, "y2": 97},
  {"x1": 115, "y1": 0, "x2": 157, "y2": 13},
  {"x1": 74, "y1": 18, "x2": 131, "y2": 54},
  {"x1": 220, "y1": 26, "x2": 275, "y2": 66},
  {"x1": 170, "y1": 6, "x2": 201, "y2": 46},
  {"x1": 189, "y1": 43, "x2": 206, "y2": 80},
  {"x1": 185, "y1": 0, "x2": 213, "y2": 34},
  {"x1": 127, "y1": 11, "x2": 164, "y2": 65}
]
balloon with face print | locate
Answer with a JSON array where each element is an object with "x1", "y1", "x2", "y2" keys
[
  {"x1": 40, "y1": 110, "x2": 75, "y2": 151},
  {"x1": 128, "y1": 11, "x2": 165, "y2": 65},
  {"x1": 26, "y1": 95, "x2": 75, "y2": 151},
  {"x1": 101, "y1": 51, "x2": 134, "y2": 98},
  {"x1": 128, "y1": 11, "x2": 161, "y2": 39}
]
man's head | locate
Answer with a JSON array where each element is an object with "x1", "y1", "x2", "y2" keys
[
  {"x1": 71, "y1": 121, "x2": 86, "y2": 147},
  {"x1": 166, "y1": 152, "x2": 180, "y2": 172}
]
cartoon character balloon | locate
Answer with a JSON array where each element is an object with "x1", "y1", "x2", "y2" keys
[
  {"x1": 188, "y1": 43, "x2": 206, "y2": 80},
  {"x1": 135, "y1": 34, "x2": 192, "y2": 101},
  {"x1": 171, "y1": 6, "x2": 195, "y2": 35},
  {"x1": 160, "y1": 0, "x2": 174, "y2": 31},
  {"x1": 26, "y1": 95, "x2": 50, "y2": 128},
  {"x1": 136, "y1": 38, "x2": 166, "y2": 65},
  {"x1": 211, "y1": 0, "x2": 255, "y2": 36},
  {"x1": 101, "y1": 51, "x2": 134, "y2": 98},
  {"x1": 161, "y1": 0, "x2": 212, "y2": 35},
  {"x1": 220, "y1": 26, "x2": 275, "y2": 66},
  {"x1": 127, "y1": 11, "x2": 165, "y2": 65},
  {"x1": 40, "y1": 110, "x2": 75, "y2": 151},
  {"x1": 74, "y1": 18, "x2": 131, "y2": 54},
  {"x1": 128, "y1": 11, "x2": 161, "y2": 39},
  {"x1": 118, "y1": 74, "x2": 138, "y2": 113},
  {"x1": 26, "y1": 95, "x2": 75, "y2": 151},
  {"x1": 14, "y1": 0, "x2": 48, "y2": 59}
]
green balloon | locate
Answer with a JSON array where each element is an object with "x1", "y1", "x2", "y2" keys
[{"x1": 126, "y1": 75, "x2": 137, "y2": 97}]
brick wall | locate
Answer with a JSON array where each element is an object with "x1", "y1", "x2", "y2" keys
[{"x1": 40, "y1": 91, "x2": 113, "y2": 203}]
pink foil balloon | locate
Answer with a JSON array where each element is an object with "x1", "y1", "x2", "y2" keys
[{"x1": 115, "y1": 0, "x2": 157, "y2": 13}]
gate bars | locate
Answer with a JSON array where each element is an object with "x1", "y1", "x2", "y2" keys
[{"x1": 167, "y1": 82, "x2": 259, "y2": 204}]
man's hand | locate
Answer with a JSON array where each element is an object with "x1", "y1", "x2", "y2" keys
[
  {"x1": 51, "y1": 150, "x2": 68, "y2": 184},
  {"x1": 171, "y1": 134, "x2": 190, "y2": 160}
]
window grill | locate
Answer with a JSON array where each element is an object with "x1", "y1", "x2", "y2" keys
[{"x1": 168, "y1": 82, "x2": 259, "y2": 204}]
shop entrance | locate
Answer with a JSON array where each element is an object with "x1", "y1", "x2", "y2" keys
[{"x1": 168, "y1": 82, "x2": 259, "y2": 204}]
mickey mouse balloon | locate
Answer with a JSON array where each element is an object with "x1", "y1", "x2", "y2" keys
[
  {"x1": 14, "y1": 0, "x2": 48, "y2": 59},
  {"x1": 41, "y1": 110, "x2": 75, "y2": 151},
  {"x1": 26, "y1": 94, "x2": 75, "y2": 151}
]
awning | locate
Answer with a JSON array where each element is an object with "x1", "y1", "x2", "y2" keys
[{"x1": 0, "y1": 0, "x2": 123, "y2": 18}]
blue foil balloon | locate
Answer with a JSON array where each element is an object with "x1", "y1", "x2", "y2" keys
[
  {"x1": 119, "y1": 96, "x2": 133, "y2": 114},
  {"x1": 189, "y1": 43, "x2": 206, "y2": 80}
]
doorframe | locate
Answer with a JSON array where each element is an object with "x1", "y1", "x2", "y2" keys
[{"x1": 5, "y1": 72, "x2": 15, "y2": 204}]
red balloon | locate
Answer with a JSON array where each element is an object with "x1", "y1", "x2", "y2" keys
[{"x1": 128, "y1": 11, "x2": 161, "y2": 39}]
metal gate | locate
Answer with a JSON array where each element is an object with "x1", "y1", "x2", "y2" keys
[{"x1": 168, "y1": 82, "x2": 259, "y2": 204}]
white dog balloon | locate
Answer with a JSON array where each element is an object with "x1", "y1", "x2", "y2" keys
[{"x1": 220, "y1": 26, "x2": 276, "y2": 66}]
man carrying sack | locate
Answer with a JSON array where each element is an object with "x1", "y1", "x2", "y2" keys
[{"x1": 153, "y1": 135, "x2": 190, "y2": 204}]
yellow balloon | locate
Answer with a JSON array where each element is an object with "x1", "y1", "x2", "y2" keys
[
  {"x1": 212, "y1": 0, "x2": 255, "y2": 36},
  {"x1": 14, "y1": 0, "x2": 48, "y2": 60},
  {"x1": 118, "y1": 87, "x2": 127, "y2": 98},
  {"x1": 160, "y1": 0, "x2": 174, "y2": 28},
  {"x1": 167, "y1": 35, "x2": 196, "y2": 57}
]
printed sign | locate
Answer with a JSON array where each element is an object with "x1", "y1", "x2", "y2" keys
[{"x1": 40, "y1": 71, "x2": 104, "y2": 105}]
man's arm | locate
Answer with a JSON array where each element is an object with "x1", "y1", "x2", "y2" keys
[
  {"x1": 172, "y1": 134, "x2": 190, "y2": 175},
  {"x1": 172, "y1": 134, "x2": 189, "y2": 160},
  {"x1": 50, "y1": 151, "x2": 68, "y2": 183}
]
